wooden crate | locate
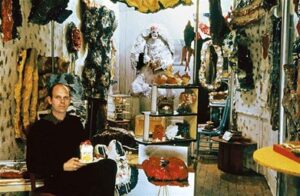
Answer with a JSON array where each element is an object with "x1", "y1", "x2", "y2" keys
[{"x1": 135, "y1": 114, "x2": 166, "y2": 136}]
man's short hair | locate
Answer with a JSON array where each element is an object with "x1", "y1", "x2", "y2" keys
[{"x1": 48, "y1": 83, "x2": 71, "y2": 97}]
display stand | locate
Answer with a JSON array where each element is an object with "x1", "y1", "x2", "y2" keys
[{"x1": 212, "y1": 136, "x2": 257, "y2": 175}]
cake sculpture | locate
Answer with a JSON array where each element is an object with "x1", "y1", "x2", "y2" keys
[
  {"x1": 80, "y1": 140, "x2": 94, "y2": 163},
  {"x1": 142, "y1": 156, "x2": 189, "y2": 186}
]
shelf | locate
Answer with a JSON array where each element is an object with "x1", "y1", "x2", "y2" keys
[
  {"x1": 135, "y1": 137, "x2": 196, "y2": 146},
  {"x1": 155, "y1": 84, "x2": 199, "y2": 89},
  {"x1": 150, "y1": 112, "x2": 198, "y2": 117}
]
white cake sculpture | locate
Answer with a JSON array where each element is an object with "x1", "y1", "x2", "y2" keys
[{"x1": 80, "y1": 140, "x2": 94, "y2": 163}]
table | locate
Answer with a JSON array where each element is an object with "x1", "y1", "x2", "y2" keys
[
  {"x1": 253, "y1": 146, "x2": 300, "y2": 177},
  {"x1": 0, "y1": 178, "x2": 43, "y2": 192},
  {"x1": 212, "y1": 136, "x2": 257, "y2": 175}
]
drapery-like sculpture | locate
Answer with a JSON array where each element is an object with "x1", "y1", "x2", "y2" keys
[{"x1": 111, "y1": 0, "x2": 192, "y2": 13}]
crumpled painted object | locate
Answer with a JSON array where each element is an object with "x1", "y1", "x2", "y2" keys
[
  {"x1": 0, "y1": 0, "x2": 22, "y2": 42},
  {"x1": 111, "y1": 0, "x2": 192, "y2": 13},
  {"x1": 81, "y1": 4, "x2": 117, "y2": 99},
  {"x1": 28, "y1": 0, "x2": 72, "y2": 25},
  {"x1": 223, "y1": 30, "x2": 254, "y2": 91},
  {"x1": 66, "y1": 22, "x2": 82, "y2": 53},
  {"x1": 282, "y1": 63, "x2": 300, "y2": 140},
  {"x1": 209, "y1": 0, "x2": 230, "y2": 46},
  {"x1": 268, "y1": 16, "x2": 281, "y2": 131}
]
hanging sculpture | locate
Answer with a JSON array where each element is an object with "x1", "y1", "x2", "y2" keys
[
  {"x1": 111, "y1": 0, "x2": 192, "y2": 13},
  {"x1": 230, "y1": 0, "x2": 277, "y2": 28},
  {"x1": 81, "y1": 1, "x2": 117, "y2": 134},
  {"x1": 28, "y1": 0, "x2": 72, "y2": 25},
  {"x1": 0, "y1": 0, "x2": 22, "y2": 42},
  {"x1": 181, "y1": 21, "x2": 195, "y2": 71},
  {"x1": 14, "y1": 49, "x2": 38, "y2": 139},
  {"x1": 199, "y1": 40, "x2": 223, "y2": 91},
  {"x1": 223, "y1": 30, "x2": 254, "y2": 91},
  {"x1": 209, "y1": 0, "x2": 230, "y2": 46},
  {"x1": 267, "y1": 16, "x2": 281, "y2": 131},
  {"x1": 282, "y1": 38, "x2": 300, "y2": 141},
  {"x1": 81, "y1": 3, "x2": 117, "y2": 99}
]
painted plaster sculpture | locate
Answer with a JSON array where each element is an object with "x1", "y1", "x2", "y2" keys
[
  {"x1": 130, "y1": 24, "x2": 174, "y2": 95},
  {"x1": 111, "y1": 0, "x2": 192, "y2": 13},
  {"x1": 81, "y1": 3, "x2": 117, "y2": 99},
  {"x1": 230, "y1": 0, "x2": 277, "y2": 28},
  {"x1": 199, "y1": 40, "x2": 223, "y2": 91},
  {"x1": 28, "y1": 0, "x2": 72, "y2": 25},
  {"x1": 209, "y1": 0, "x2": 230, "y2": 46},
  {"x1": 181, "y1": 21, "x2": 195, "y2": 71},
  {"x1": 0, "y1": 0, "x2": 22, "y2": 42},
  {"x1": 268, "y1": 16, "x2": 281, "y2": 130}
]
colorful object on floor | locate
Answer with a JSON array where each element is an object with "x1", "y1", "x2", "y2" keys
[
  {"x1": 142, "y1": 156, "x2": 188, "y2": 186},
  {"x1": 112, "y1": 0, "x2": 192, "y2": 13}
]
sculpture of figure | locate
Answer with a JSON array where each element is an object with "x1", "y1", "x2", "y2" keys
[
  {"x1": 181, "y1": 21, "x2": 195, "y2": 72},
  {"x1": 130, "y1": 24, "x2": 174, "y2": 95},
  {"x1": 143, "y1": 25, "x2": 174, "y2": 71}
]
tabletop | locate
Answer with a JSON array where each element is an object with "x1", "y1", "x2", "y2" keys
[{"x1": 253, "y1": 146, "x2": 300, "y2": 177}]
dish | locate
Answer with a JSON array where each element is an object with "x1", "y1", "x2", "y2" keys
[{"x1": 80, "y1": 157, "x2": 103, "y2": 164}]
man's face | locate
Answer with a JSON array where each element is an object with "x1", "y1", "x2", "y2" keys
[{"x1": 48, "y1": 84, "x2": 71, "y2": 115}]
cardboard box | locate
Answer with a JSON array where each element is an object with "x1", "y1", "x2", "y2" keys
[{"x1": 135, "y1": 114, "x2": 166, "y2": 136}]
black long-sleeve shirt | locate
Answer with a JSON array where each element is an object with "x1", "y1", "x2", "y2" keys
[{"x1": 26, "y1": 113, "x2": 88, "y2": 178}]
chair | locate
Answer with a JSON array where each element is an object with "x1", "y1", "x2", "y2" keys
[
  {"x1": 29, "y1": 173, "x2": 56, "y2": 196},
  {"x1": 196, "y1": 97, "x2": 230, "y2": 157}
]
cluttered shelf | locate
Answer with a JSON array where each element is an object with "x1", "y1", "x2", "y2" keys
[
  {"x1": 149, "y1": 112, "x2": 198, "y2": 117},
  {"x1": 135, "y1": 136, "x2": 196, "y2": 146}
]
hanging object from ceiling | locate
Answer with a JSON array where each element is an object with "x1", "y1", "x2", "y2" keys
[
  {"x1": 111, "y1": 0, "x2": 192, "y2": 13},
  {"x1": 209, "y1": 0, "x2": 230, "y2": 46},
  {"x1": 0, "y1": 0, "x2": 22, "y2": 42},
  {"x1": 230, "y1": 0, "x2": 277, "y2": 28},
  {"x1": 28, "y1": 0, "x2": 72, "y2": 25}
]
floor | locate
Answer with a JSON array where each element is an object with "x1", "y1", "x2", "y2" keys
[{"x1": 195, "y1": 156, "x2": 273, "y2": 196}]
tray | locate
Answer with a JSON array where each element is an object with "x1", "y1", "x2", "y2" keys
[{"x1": 273, "y1": 143, "x2": 300, "y2": 163}]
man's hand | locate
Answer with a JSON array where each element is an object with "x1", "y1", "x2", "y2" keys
[{"x1": 63, "y1": 157, "x2": 86, "y2": 171}]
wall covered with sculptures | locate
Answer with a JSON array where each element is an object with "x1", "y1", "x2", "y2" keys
[{"x1": 0, "y1": 0, "x2": 119, "y2": 160}]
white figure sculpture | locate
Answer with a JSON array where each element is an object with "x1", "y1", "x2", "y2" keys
[{"x1": 130, "y1": 24, "x2": 174, "y2": 95}]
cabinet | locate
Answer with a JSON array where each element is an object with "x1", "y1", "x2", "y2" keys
[
  {"x1": 107, "y1": 94, "x2": 131, "y2": 129},
  {"x1": 135, "y1": 84, "x2": 199, "y2": 167}
]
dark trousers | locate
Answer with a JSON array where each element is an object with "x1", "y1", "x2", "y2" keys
[{"x1": 46, "y1": 159, "x2": 117, "y2": 196}]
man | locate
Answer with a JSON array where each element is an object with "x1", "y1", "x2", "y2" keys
[{"x1": 26, "y1": 83, "x2": 117, "y2": 196}]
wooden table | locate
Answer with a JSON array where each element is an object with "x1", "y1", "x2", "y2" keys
[
  {"x1": 212, "y1": 136, "x2": 257, "y2": 175},
  {"x1": 0, "y1": 178, "x2": 43, "y2": 192},
  {"x1": 253, "y1": 146, "x2": 300, "y2": 176}
]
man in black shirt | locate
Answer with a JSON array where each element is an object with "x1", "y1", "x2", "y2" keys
[{"x1": 26, "y1": 83, "x2": 117, "y2": 196}]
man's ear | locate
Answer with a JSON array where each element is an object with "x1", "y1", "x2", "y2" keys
[{"x1": 47, "y1": 96, "x2": 52, "y2": 105}]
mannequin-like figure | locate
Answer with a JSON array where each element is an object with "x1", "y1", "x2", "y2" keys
[
  {"x1": 181, "y1": 21, "x2": 195, "y2": 72},
  {"x1": 130, "y1": 24, "x2": 174, "y2": 96},
  {"x1": 144, "y1": 25, "x2": 173, "y2": 71}
]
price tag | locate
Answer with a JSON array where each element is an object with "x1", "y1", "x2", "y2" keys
[{"x1": 222, "y1": 131, "x2": 233, "y2": 141}]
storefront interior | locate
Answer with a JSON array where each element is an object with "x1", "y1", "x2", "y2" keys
[{"x1": 0, "y1": 0, "x2": 299, "y2": 195}]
